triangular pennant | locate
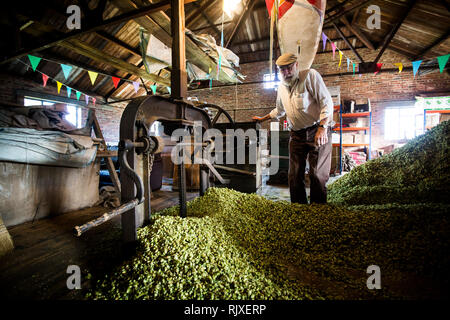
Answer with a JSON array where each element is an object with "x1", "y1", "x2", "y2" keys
[
  {"x1": 374, "y1": 63, "x2": 383, "y2": 75},
  {"x1": 92, "y1": 97, "x2": 96, "y2": 106},
  {"x1": 60, "y1": 64, "x2": 73, "y2": 80},
  {"x1": 338, "y1": 51, "x2": 343, "y2": 68},
  {"x1": 394, "y1": 63, "x2": 403, "y2": 73},
  {"x1": 42, "y1": 74, "x2": 49, "y2": 87},
  {"x1": 347, "y1": 58, "x2": 350, "y2": 72},
  {"x1": 352, "y1": 63, "x2": 356, "y2": 76},
  {"x1": 56, "y1": 81, "x2": 63, "y2": 94},
  {"x1": 132, "y1": 81, "x2": 139, "y2": 93},
  {"x1": 437, "y1": 54, "x2": 450, "y2": 73},
  {"x1": 112, "y1": 76, "x2": 120, "y2": 89},
  {"x1": 76, "y1": 91, "x2": 81, "y2": 100},
  {"x1": 331, "y1": 42, "x2": 337, "y2": 60},
  {"x1": 88, "y1": 71, "x2": 98, "y2": 85},
  {"x1": 85, "y1": 95, "x2": 89, "y2": 105},
  {"x1": 27, "y1": 55, "x2": 41, "y2": 71},
  {"x1": 322, "y1": 33, "x2": 327, "y2": 51},
  {"x1": 150, "y1": 84, "x2": 157, "y2": 95},
  {"x1": 167, "y1": 87, "x2": 171, "y2": 94},
  {"x1": 66, "y1": 87, "x2": 72, "y2": 98},
  {"x1": 412, "y1": 60, "x2": 422, "y2": 78}
]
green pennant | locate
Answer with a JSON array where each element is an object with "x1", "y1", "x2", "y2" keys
[
  {"x1": 150, "y1": 84, "x2": 157, "y2": 95},
  {"x1": 76, "y1": 91, "x2": 81, "y2": 100},
  {"x1": 437, "y1": 54, "x2": 450, "y2": 73},
  {"x1": 27, "y1": 55, "x2": 41, "y2": 71}
]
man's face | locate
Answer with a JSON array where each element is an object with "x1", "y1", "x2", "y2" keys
[{"x1": 278, "y1": 62, "x2": 298, "y2": 84}]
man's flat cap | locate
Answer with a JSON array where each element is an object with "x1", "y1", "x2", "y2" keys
[{"x1": 276, "y1": 53, "x2": 298, "y2": 66}]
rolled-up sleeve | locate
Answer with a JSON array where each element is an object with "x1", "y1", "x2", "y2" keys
[
  {"x1": 307, "y1": 69, "x2": 333, "y2": 121},
  {"x1": 269, "y1": 95, "x2": 286, "y2": 119}
]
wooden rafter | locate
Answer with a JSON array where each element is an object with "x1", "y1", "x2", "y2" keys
[
  {"x1": 171, "y1": 0, "x2": 187, "y2": 99},
  {"x1": 1, "y1": 0, "x2": 197, "y2": 65},
  {"x1": 332, "y1": 22, "x2": 364, "y2": 63},
  {"x1": 412, "y1": 30, "x2": 450, "y2": 60},
  {"x1": 340, "y1": 16, "x2": 375, "y2": 50},
  {"x1": 186, "y1": 0, "x2": 216, "y2": 27},
  {"x1": 191, "y1": 1, "x2": 221, "y2": 38},
  {"x1": 325, "y1": 0, "x2": 353, "y2": 15},
  {"x1": 59, "y1": 40, "x2": 170, "y2": 86},
  {"x1": 324, "y1": 0, "x2": 372, "y2": 27},
  {"x1": 374, "y1": 0, "x2": 418, "y2": 63},
  {"x1": 225, "y1": 0, "x2": 258, "y2": 48}
]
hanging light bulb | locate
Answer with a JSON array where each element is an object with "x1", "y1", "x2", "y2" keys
[{"x1": 223, "y1": 0, "x2": 241, "y2": 18}]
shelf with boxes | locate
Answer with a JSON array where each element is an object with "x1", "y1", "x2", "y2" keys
[
  {"x1": 332, "y1": 99, "x2": 372, "y2": 174},
  {"x1": 423, "y1": 109, "x2": 450, "y2": 130}
]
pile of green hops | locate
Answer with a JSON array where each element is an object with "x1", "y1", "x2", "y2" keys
[
  {"x1": 86, "y1": 188, "x2": 450, "y2": 300},
  {"x1": 328, "y1": 120, "x2": 450, "y2": 206}
]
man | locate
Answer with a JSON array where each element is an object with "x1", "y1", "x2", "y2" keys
[{"x1": 253, "y1": 53, "x2": 334, "y2": 204}]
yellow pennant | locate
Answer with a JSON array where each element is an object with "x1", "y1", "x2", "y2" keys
[
  {"x1": 88, "y1": 71, "x2": 98, "y2": 85},
  {"x1": 338, "y1": 51, "x2": 343, "y2": 68},
  {"x1": 56, "y1": 81, "x2": 62, "y2": 94},
  {"x1": 394, "y1": 63, "x2": 403, "y2": 73}
]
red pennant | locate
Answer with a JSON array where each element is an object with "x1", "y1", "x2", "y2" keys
[
  {"x1": 42, "y1": 74, "x2": 49, "y2": 87},
  {"x1": 92, "y1": 97, "x2": 96, "y2": 106},
  {"x1": 112, "y1": 76, "x2": 120, "y2": 89},
  {"x1": 374, "y1": 63, "x2": 383, "y2": 75}
]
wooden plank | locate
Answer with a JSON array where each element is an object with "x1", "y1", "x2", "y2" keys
[
  {"x1": 340, "y1": 16, "x2": 375, "y2": 50},
  {"x1": 58, "y1": 40, "x2": 171, "y2": 86},
  {"x1": 0, "y1": 0, "x2": 197, "y2": 65},
  {"x1": 332, "y1": 22, "x2": 364, "y2": 63},
  {"x1": 412, "y1": 30, "x2": 450, "y2": 60},
  {"x1": 186, "y1": 0, "x2": 216, "y2": 26},
  {"x1": 171, "y1": 0, "x2": 187, "y2": 99},
  {"x1": 324, "y1": 0, "x2": 373, "y2": 27},
  {"x1": 374, "y1": 0, "x2": 418, "y2": 63},
  {"x1": 226, "y1": 0, "x2": 258, "y2": 47}
]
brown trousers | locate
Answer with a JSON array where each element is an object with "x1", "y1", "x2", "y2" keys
[{"x1": 288, "y1": 125, "x2": 332, "y2": 204}]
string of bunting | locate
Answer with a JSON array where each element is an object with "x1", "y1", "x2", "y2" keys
[
  {"x1": 22, "y1": 54, "x2": 173, "y2": 103},
  {"x1": 321, "y1": 32, "x2": 450, "y2": 77}
]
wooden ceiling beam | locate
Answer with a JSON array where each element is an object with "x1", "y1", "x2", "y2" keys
[
  {"x1": 0, "y1": 0, "x2": 197, "y2": 65},
  {"x1": 58, "y1": 40, "x2": 170, "y2": 86},
  {"x1": 186, "y1": 0, "x2": 216, "y2": 27},
  {"x1": 340, "y1": 16, "x2": 375, "y2": 50},
  {"x1": 325, "y1": 0, "x2": 354, "y2": 15},
  {"x1": 191, "y1": 1, "x2": 221, "y2": 38},
  {"x1": 374, "y1": 0, "x2": 417, "y2": 63},
  {"x1": 324, "y1": 0, "x2": 372, "y2": 27},
  {"x1": 412, "y1": 29, "x2": 450, "y2": 60},
  {"x1": 225, "y1": 0, "x2": 258, "y2": 48},
  {"x1": 332, "y1": 22, "x2": 364, "y2": 63}
]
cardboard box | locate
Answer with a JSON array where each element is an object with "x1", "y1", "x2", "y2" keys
[
  {"x1": 440, "y1": 113, "x2": 450, "y2": 123},
  {"x1": 342, "y1": 134, "x2": 354, "y2": 144},
  {"x1": 332, "y1": 133, "x2": 340, "y2": 144},
  {"x1": 354, "y1": 134, "x2": 369, "y2": 144}
]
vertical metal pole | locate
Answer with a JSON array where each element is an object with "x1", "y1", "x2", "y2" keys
[{"x1": 178, "y1": 133, "x2": 187, "y2": 217}]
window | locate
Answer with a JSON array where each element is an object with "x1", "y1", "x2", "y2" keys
[
  {"x1": 263, "y1": 72, "x2": 280, "y2": 89},
  {"x1": 384, "y1": 103, "x2": 423, "y2": 140},
  {"x1": 23, "y1": 97, "x2": 82, "y2": 128}
]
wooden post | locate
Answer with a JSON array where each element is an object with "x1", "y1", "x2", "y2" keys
[{"x1": 171, "y1": 0, "x2": 187, "y2": 100}]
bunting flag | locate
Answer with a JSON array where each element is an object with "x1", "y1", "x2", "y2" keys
[
  {"x1": 322, "y1": 32, "x2": 327, "y2": 51},
  {"x1": 27, "y1": 55, "x2": 41, "y2": 71},
  {"x1": 167, "y1": 87, "x2": 171, "y2": 94},
  {"x1": 374, "y1": 63, "x2": 383, "y2": 75},
  {"x1": 338, "y1": 50, "x2": 343, "y2": 68},
  {"x1": 88, "y1": 71, "x2": 98, "y2": 85},
  {"x1": 60, "y1": 64, "x2": 73, "y2": 80},
  {"x1": 66, "y1": 87, "x2": 72, "y2": 98},
  {"x1": 412, "y1": 60, "x2": 422, "y2": 78},
  {"x1": 347, "y1": 58, "x2": 350, "y2": 71},
  {"x1": 42, "y1": 74, "x2": 49, "y2": 87},
  {"x1": 76, "y1": 91, "x2": 81, "y2": 100},
  {"x1": 85, "y1": 95, "x2": 89, "y2": 105},
  {"x1": 56, "y1": 81, "x2": 63, "y2": 94},
  {"x1": 92, "y1": 97, "x2": 96, "y2": 106},
  {"x1": 331, "y1": 42, "x2": 337, "y2": 60},
  {"x1": 352, "y1": 63, "x2": 356, "y2": 76},
  {"x1": 132, "y1": 81, "x2": 140, "y2": 93},
  {"x1": 150, "y1": 84, "x2": 157, "y2": 95},
  {"x1": 437, "y1": 54, "x2": 450, "y2": 73},
  {"x1": 112, "y1": 76, "x2": 120, "y2": 89},
  {"x1": 394, "y1": 63, "x2": 403, "y2": 73}
]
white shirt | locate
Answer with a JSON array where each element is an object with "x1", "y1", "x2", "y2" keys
[{"x1": 270, "y1": 69, "x2": 334, "y2": 130}]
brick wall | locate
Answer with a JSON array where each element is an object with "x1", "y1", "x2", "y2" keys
[{"x1": 189, "y1": 48, "x2": 450, "y2": 149}]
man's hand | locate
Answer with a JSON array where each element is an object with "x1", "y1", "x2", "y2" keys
[
  {"x1": 314, "y1": 127, "x2": 328, "y2": 147},
  {"x1": 252, "y1": 116, "x2": 264, "y2": 122}
]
